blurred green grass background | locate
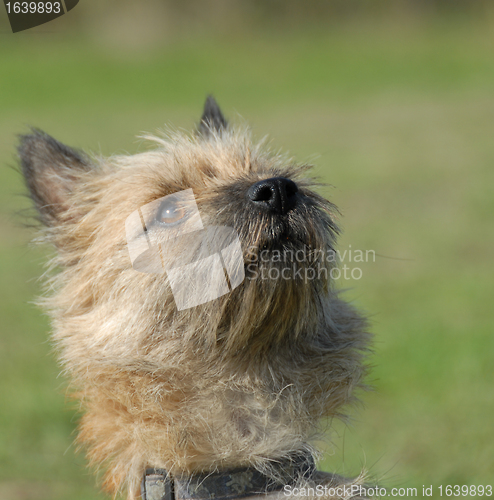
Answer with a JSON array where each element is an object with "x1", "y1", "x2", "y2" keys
[{"x1": 1, "y1": 2, "x2": 493, "y2": 499}]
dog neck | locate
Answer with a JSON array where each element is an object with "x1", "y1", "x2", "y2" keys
[{"x1": 141, "y1": 452, "x2": 315, "y2": 500}]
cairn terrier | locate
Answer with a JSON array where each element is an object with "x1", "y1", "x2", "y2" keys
[{"x1": 19, "y1": 97, "x2": 371, "y2": 500}]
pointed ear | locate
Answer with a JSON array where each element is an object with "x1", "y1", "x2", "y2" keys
[
  {"x1": 18, "y1": 129, "x2": 92, "y2": 225},
  {"x1": 198, "y1": 95, "x2": 228, "y2": 136}
]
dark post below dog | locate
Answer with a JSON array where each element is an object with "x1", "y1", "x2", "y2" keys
[{"x1": 19, "y1": 97, "x2": 372, "y2": 500}]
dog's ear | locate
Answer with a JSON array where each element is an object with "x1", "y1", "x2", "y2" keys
[
  {"x1": 18, "y1": 129, "x2": 92, "y2": 225},
  {"x1": 198, "y1": 95, "x2": 228, "y2": 136}
]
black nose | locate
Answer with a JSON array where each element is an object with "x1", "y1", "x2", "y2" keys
[{"x1": 247, "y1": 177, "x2": 298, "y2": 215}]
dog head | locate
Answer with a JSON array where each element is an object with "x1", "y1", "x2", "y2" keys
[{"x1": 19, "y1": 98, "x2": 369, "y2": 494}]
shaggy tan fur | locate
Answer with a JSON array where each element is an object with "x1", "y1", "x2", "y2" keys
[{"x1": 19, "y1": 100, "x2": 371, "y2": 500}]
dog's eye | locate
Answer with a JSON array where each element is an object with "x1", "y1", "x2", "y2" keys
[{"x1": 157, "y1": 199, "x2": 186, "y2": 225}]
